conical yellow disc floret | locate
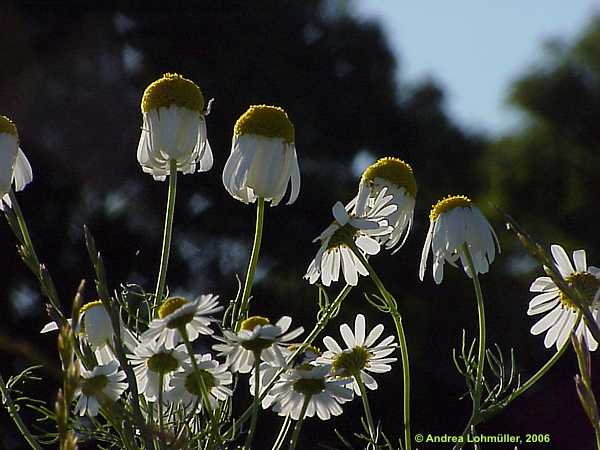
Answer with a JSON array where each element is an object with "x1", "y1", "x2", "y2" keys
[
  {"x1": 234, "y1": 105, "x2": 295, "y2": 143},
  {"x1": 158, "y1": 297, "x2": 188, "y2": 319},
  {"x1": 141, "y1": 73, "x2": 204, "y2": 113},
  {"x1": 0, "y1": 115, "x2": 18, "y2": 137},
  {"x1": 559, "y1": 272, "x2": 600, "y2": 309},
  {"x1": 79, "y1": 300, "x2": 104, "y2": 316},
  {"x1": 361, "y1": 157, "x2": 417, "y2": 197},
  {"x1": 429, "y1": 195, "x2": 472, "y2": 222},
  {"x1": 241, "y1": 316, "x2": 270, "y2": 331}
]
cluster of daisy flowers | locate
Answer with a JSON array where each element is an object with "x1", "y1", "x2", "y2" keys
[{"x1": 3, "y1": 69, "x2": 600, "y2": 449}]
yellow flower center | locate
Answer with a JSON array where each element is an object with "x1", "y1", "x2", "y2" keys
[
  {"x1": 361, "y1": 157, "x2": 417, "y2": 198},
  {"x1": 332, "y1": 346, "x2": 371, "y2": 377},
  {"x1": 429, "y1": 195, "x2": 472, "y2": 222},
  {"x1": 79, "y1": 300, "x2": 105, "y2": 316},
  {"x1": 241, "y1": 316, "x2": 270, "y2": 331},
  {"x1": 184, "y1": 369, "x2": 216, "y2": 395},
  {"x1": 293, "y1": 376, "x2": 326, "y2": 396},
  {"x1": 158, "y1": 297, "x2": 189, "y2": 319},
  {"x1": 141, "y1": 73, "x2": 205, "y2": 113},
  {"x1": 0, "y1": 115, "x2": 18, "y2": 137},
  {"x1": 81, "y1": 374, "x2": 109, "y2": 397},
  {"x1": 234, "y1": 105, "x2": 295, "y2": 143},
  {"x1": 147, "y1": 352, "x2": 180, "y2": 375},
  {"x1": 559, "y1": 272, "x2": 600, "y2": 309}
]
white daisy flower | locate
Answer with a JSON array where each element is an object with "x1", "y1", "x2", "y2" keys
[
  {"x1": 268, "y1": 363, "x2": 353, "y2": 421},
  {"x1": 40, "y1": 300, "x2": 137, "y2": 365},
  {"x1": 212, "y1": 316, "x2": 304, "y2": 374},
  {"x1": 166, "y1": 353, "x2": 232, "y2": 411},
  {"x1": 352, "y1": 157, "x2": 417, "y2": 253},
  {"x1": 222, "y1": 105, "x2": 300, "y2": 206},
  {"x1": 74, "y1": 361, "x2": 128, "y2": 417},
  {"x1": 141, "y1": 295, "x2": 222, "y2": 349},
  {"x1": 318, "y1": 314, "x2": 396, "y2": 395},
  {"x1": 137, "y1": 73, "x2": 213, "y2": 181},
  {"x1": 0, "y1": 115, "x2": 32, "y2": 210},
  {"x1": 305, "y1": 199, "x2": 394, "y2": 286},
  {"x1": 419, "y1": 195, "x2": 499, "y2": 284},
  {"x1": 129, "y1": 340, "x2": 188, "y2": 402},
  {"x1": 528, "y1": 244, "x2": 600, "y2": 351}
]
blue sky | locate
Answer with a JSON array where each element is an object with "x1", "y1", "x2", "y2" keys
[{"x1": 354, "y1": 0, "x2": 600, "y2": 135}]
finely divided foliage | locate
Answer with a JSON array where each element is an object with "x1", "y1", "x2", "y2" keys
[{"x1": 2, "y1": 75, "x2": 600, "y2": 450}]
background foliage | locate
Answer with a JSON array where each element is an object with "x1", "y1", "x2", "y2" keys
[{"x1": 1, "y1": 1, "x2": 599, "y2": 448}]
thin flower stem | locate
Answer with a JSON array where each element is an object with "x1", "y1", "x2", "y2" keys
[
  {"x1": 272, "y1": 416, "x2": 293, "y2": 450},
  {"x1": 347, "y1": 243, "x2": 412, "y2": 450},
  {"x1": 244, "y1": 355, "x2": 262, "y2": 449},
  {"x1": 154, "y1": 159, "x2": 178, "y2": 306},
  {"x1": 158, "y1": 373, "x2": 165, "y2": 441},
  {"x1": 0, "y1": 373, "x2": 42, "y2": 450},
  {"x1": 461, "y1": 244, "x2": 486, "y2": 410},
  {"x1": 355, "y1": 373, "x2": 377, "y2": 446},
  {"x1": 288, "y1": 396, "x2": 311, "y2": 450},
  {"x1": 225, "y1": 285, "x2": 353, "y2": 440},
  {"x1": 234, "y1": 196, "x2": 265, "y2": 330}
]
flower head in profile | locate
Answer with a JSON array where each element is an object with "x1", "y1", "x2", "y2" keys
[
  {"x1": 166, "y1": 353, "x2": 233, "y2": 411},
  {"x1": 0, "y1": 115, "x2": 32, "y2": 210},
  {"x1": 353, "y1": 157, "x2": 417, "y2": 252},
  {"x1": 74, "y1": 361, "x2": 128, "y2": 417},
  {"x1": 212, "y1": 316, "x2": 304, "y2": 373},
  {"x1": 528, "y1": 244, "x2": 600, "y2": 351},
  {"x1": 419, "y1": 195, "x2": 499, "y2": 284},
  {"x1": 129, "y1": 340, "x2": 188, "y2": 402},
  {"x1": 305, "y1": 198, "x2": 394, "y2": 286},
  {"x1": 141, "y1": 294, "x2": 222, "y2": 349},
  {"x1": 318, "y1": 314, "x2": 396, "y2": 395},
  {"x1": 222, "y1": 105, "x2": 300, "y2": 206},
  {"x1": 267, "y1": 363, "x2": 353, "y2": 421},
  {"x1": 137, "y1": 73, "x2": 213, "y2": 180},
  {"x1": 41, "y1": 300, "x2": 137, "y2": 365}
]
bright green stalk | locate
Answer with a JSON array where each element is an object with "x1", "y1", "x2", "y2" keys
[
  {"x1": 0, "y1": 373, "x2": 42, "y2": 450},
  {"x1": 154, "y1": 159, "x2": 178, "y2": 306},
  {"x1": 347, "y1": 243, "x2": 411, "y2": 450},
  {"x1": 272, "y1": 416, "x2": 292, "y2": 450},
  {"x1": 355, "y1": 373, "x2": 377, "y2": 445},
  {"x1": 234, "y1": 197, "x2": 265, "y2": 330},
  {"x1": 288, "y1": 396, "x2": 311, "y2": 450},
  {"x1": 244, "y1": 355, "x2": 262, "y2": 449}
]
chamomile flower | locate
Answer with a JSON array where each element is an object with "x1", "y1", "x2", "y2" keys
[
  {"x1": 305, "y1": 199, "x2": 394, "y2": 286},
  {"x1": 212, "y1": 316, "x2": 304, "y2": 374},
  {"x1": 40, "y1": 301, "x2": 137, "y2": 365},
  {"x1": 528, "y1": 244, "x2": 600, "y2": 351},
  {"x1": 74, "y1": 361, "x2": 127, "y2": 417},
  {"x1": 0, "y1": 115, "x2": 32, "y2": 209},
  {"x1": 222, "y1": 105, "x2": 300, "y2": 206},
  {"x1": 141, "y1": 295, "x2": 222, "y2": 349},
  {"x1": 129, "y1": 340, "x2": 188, "y2": 402},
  {"x1": 318, "y1": 314, "x2": 396, "y2": 395},
  {"x1": 137, "y1": 73, "x2": 213, "y2": 180},
  {"x1": 353, "y1": 157, "x2": 417, "y2": 252},
  {"x1": 419, "y1": 195, "x2": 499, "y2": 284},
  {"x1": 268, "y1": 363, "x2": 353, "y2": 420},
  {"x1": 166, "y1": 353, "x2": 232, "y2": 411}
]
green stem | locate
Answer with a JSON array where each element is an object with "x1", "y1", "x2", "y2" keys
[
  {"x1": 461, "y1": 244, "x2": 486, "y2": 411},
  {"x1": 158, "y1": 372, "x2": 165, "y2": 437},
  {"x1": 347, "y1": 243, "x2": 411, "y2": 450},
  {"x1": 234, "y1": 196, "x2": 265, "y2": 330},
  {"x1": 225, "y1": 284, "x2": 352, "y2": 440},
  {"x1": 154, "y1": 159, "x2": 178, "y2": 306},
  {"x1": 272, "y1": 416, "x2": 293, "y2": 450},
  {"x1": 0, "y1": 373, "x2": 42, "y2": 450},
  {"x1": 355, "y1": 373, "x2": 377, "y2": 445},
  {"x1": 288, "y1": 396, "x2": 311, "y2": 450},
  {"x1": 244, "y1": 355, "x2": 262, "y2": 449}
]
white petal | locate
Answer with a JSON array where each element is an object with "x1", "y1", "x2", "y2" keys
[{"x1": 551, "y1": 244, "x2": 574, "y2": 277}]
